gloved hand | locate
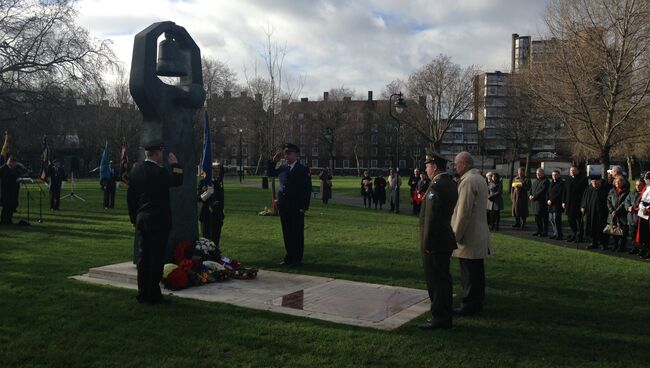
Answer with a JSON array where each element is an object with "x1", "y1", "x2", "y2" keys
[{"x1": 200, "y1": 185, "x2": 214, "y2": 202}]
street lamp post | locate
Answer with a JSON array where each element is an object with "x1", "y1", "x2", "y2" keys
[
  {"x1": 238, "y1": 128, "x2": 243, "y2": 183},
  {"x1": 389, "y1": 92, "x2": 406, "y2": 214}
]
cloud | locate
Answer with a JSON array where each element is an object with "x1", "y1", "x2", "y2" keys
[{"x1": 76, "y1": 0, "x2": 550, "y2": 99}]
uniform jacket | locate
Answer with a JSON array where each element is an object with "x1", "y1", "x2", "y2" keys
[
  {"x1": 197, "y1": 175, "x2": 224, "y2": 222},
  {"x1": 48, "y1": 166, "x2": 67, "y2": 191},
  {"x1": 547, "y1": 179, "x2": 565, "y2": 213},
  {"x1": 530, "y1": 177, "x2": 550, "y2": 215},
  {"x1": 607, "y1": 187, "x2": 629, "y2": 225},
  {"x1": 268, "y1": 160, "x2": 311, "y2": 213},
  {"x1": 452, "y1": 169, "x2": 491, "y2": 259},
  {"x1": 127, "y1": 160, "x2": 184, "y2": 232},
  {"x1": 419, "y1": 172, "x2": 458, "y2": 253},
  {"x1": 563, "y1": 174, "x2": 588, "y2": 215}
]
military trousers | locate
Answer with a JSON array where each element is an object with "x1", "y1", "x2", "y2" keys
[
  {"x1": 135, "y1": 229, "x2": 168, "y2": 303},
  {"x1": 422, "y1": 250, "x2": 453, "y2": 325},
  {"x1": 279, "y1": 209, "x2": 305, "y2": 264}
]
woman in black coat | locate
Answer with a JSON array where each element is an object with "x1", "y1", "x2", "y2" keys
[
  {"x1": 606, "y1": 176, "x2": 629, "y2": 252},
  {"x1": 373, "y1": 173, "x2": 387, "y2": 210},
  {"x1": 581, "y1": 177, "x2": 609, "y2": 250}
]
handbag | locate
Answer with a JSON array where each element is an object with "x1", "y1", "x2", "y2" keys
[{"x1": 603, "y1": 218, "x2": 624, "y2": 237}]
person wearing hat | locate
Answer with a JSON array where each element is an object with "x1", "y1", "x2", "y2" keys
[
  {"x1": 451, "y1": 152, "x2": 490, "y2": 316},
  {"x1": 197, "y1": 161, "x2": 225, "y2": 250},
  {"x1": 418, "y1": 150, "x2": 458, "y2": 330},
  {"x1": 581, "y1": 175, "x2": 609, "y2": 249},
  {"x1": 127, "y1": 141, "x2": 184, "y2": 304},
  {"x1": 268, "y1": 143, "x2": 312, "y2": 266},
  {"x1": 47, "y1": 158, "x2": 67, "y2": 210},
  {"x1": 100, "y1": 160, "x2": 118, "y2": 209}
]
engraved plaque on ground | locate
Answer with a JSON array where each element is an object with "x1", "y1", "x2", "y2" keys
[{"x1": 270, "y1": 280, "x2": 427, "y2": 322}]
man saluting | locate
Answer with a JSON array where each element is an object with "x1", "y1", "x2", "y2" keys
[
  {"x1": 418, "y1": 149, "x2": 458, "y2": 330},
  {"x1": 127, "y1": 141, "x2": 183, "y2": 304},
  {"x1": 268, "y1": 143, "x2": 312, "y2": 266}
]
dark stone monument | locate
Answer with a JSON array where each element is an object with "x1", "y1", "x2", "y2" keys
[{"x1": 129, "y1": 21, "x2": 205, "y2": 260}]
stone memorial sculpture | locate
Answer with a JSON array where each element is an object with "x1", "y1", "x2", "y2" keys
[{"x1": 129, "y1": 21, "x2": 206, "y2": 260}]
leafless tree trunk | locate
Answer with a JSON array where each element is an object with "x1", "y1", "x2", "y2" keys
[{"x1": 531, "y1": 0, "x2": 650, "y2": 178}]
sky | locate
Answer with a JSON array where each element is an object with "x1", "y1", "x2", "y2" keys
[{"x1": 76, "y1": 0, "x2": 551, "y2": 100}]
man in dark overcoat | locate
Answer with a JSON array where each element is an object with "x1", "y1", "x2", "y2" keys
[
  {"x1": 546, "y1": 169, "x2": 565, "y2": 240},
  {"x1": 562, "y1": 165, "x2": 588, "y2": 243},
  {"x1": 127, "y1": 141, "x2": 183, "y2": 304},
  {"x1": 268, "y1": 143, "x2": 312, "y2": 266},
  {"x1": 581, "y1": 176, "x2": 609, "y2": 249},
  {"x1": 529, "y1": 168, "x2": 550, "y2": 237},
  {"x1": 510, "y1": 167, "x2": 530, "y2": 229},
  {"x1": 418, "y1": 150, "x2": 458, "y2": 331}
]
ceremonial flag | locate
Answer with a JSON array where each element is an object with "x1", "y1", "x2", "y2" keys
[
  {"x1": 199, "y1": 109, "x2": 212, "y2": 183},
  {"x1": 119, "y1": 141, "x2": 129, "y2": 186},
  {"x1": 0, "y1": 131, "x2": 8, "y2": 166},
  {"x1": 100, "y1": 142, "x2": 110, "y2": 182},
  {"x1": 38, "y1": 136, "x2": 50, "y2": 182}
]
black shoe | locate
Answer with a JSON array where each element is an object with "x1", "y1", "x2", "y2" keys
[
  {"x1": 453, "y1": 306, "x2": 482, "y2": 316},
  {"x1": 418, "y1": 322, "x2": 452, "y2": 330},
  {"x1": 549, "y1": 235, "x2": 557, "y2": 239},
  {"x1": 586, "y1": 245, "x2": 598, "y2": 249},
  {"x1": 566, "y1": 238, "x2": 575, "y2": 243},
  {"x1": 556, "y1": 236, "x2": 564, "y2": 241},
  {"x1": 512, "y1": 223, "x2": 521, "y2": 228},
  {"x1": 532, "y1": 232, "x2": 540, "y2": 236},
  {"x1": 541, "y1": 233, "x2": 548, "y2": 237},
  {"x1": 629, "y1": 247, "x2": 640, "y2": 255}
]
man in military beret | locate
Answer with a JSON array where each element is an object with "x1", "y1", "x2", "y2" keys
[
  {"x1": 127, "y1": 140, "x2": 184, "y2": 304},
  {"x1": 268, "y1": 143, "x2": 312, "y2": 266},
  {"x1": 418, "y1": 149, "x2": 458, "y2": 330}
]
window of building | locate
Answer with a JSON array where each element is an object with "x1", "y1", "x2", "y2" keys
[
  {"x1": 298, "y1": 112, "x2": 304, "y2": 120},
  {"x1": 358, "y1": 159, "x2": 363, "y2": 168},
  {"x1": 242, "y1": 146, "x2": 248, "y2": 156},
  {"x1": 300, "y1": 135, "x2": 305, "y2": 144},
  {"x1": 371, "y1": 160, "x2": 377, "y2": 168},
  {"x1": 385, "y1": 135, "x2": 391, "y2": 144},
  {"x1": 312, "y1": 147, "x2": 319, "y2": 156},
  {"x1": 343, "y1": 160, "x2": 350, "y2": 168},
  {"x1": 312, "y1": 159, "x2": 318, "y2": 168},
  {"x1": 300, "y1": 124, "x2": 305, "y2": 133},
  {"x1": 371, "y1": 135, "x2": 378, "y2": 144},
  {"x1": 371, "y1": 123, "x2": 378, "y2": 132},
  {"x1": 385, "y1": 146, "x2": 391, "y2": 156},
  {"x1": 384, "y1": 160, "x2": 391, "y2": 167},
  {"x1": 231, "y1": 158, "x2": 237, "y2": 166},
  {"x1": 231, "y1": 147, "x2": 237, "y2": 155},
  {"x1": 242, "y1": 158, "x2": 248, "y2": 166},
  {"x1": 223, "y1": 159, "x2": 228, "y2": 166},
  {"x1": 399, "y1": 160, "x2": 406, "y2": 168},
  {"x1": 371, "y1": 147, "x2": 378, "y2": 156}
]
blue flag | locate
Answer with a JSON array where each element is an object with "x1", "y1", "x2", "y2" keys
[
  {"x1": 200, "y1": 110, "x2": 212, "y2": 183},
  {"x1": 100, "y1": 142, "x2": 110, "y2": 182}
]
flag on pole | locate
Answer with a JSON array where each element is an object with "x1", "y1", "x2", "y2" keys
[
  {"x1": 100, "y1": 142, "x2": 110, "y2": 182},
  {"x1": 0, "y1": 130, "x2": 8, "y2": 166},
  {"x1": 199, "y1": 109, "x2": 212, "y2": 183},
  {"x1": 38, "y1": 136, "x2": 50, "y2": 182},
  {"x1": 119, "y1": 141, "x2": 129, "y2": 186}
]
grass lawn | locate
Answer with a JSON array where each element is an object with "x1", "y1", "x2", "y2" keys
[{"x1": 1, "y1": 179, "x2": 649, "y2": 367}]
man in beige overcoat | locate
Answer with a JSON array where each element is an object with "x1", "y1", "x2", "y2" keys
[{"x1": 451, "y1": 152, "x2": 490, "y2": 315}]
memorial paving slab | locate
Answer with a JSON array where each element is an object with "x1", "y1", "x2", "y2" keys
[{"x1": 72, "y1": 262, "x2": 430, "y2": 330}]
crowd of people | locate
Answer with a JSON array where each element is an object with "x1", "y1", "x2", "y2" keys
[
  {"x1": 490, "y1": 164, "x2": 650, "y2": 259},
  {"x1": 358, "y1": 168, "x2": 402, "y2": 211}
]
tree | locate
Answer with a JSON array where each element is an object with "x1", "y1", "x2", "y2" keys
[
  {"x1": 0, "y1": 0, "x2": 116, "y2": 115},
  {"x1": 202, "y1": 56, "x2": 240, "y2": 98},
  {"x1": 531, "y1": 0, "x2": 650, "y2": 177},
  {"x1": 403, "y1": 54, "x2": 479, "y2": 150},
  {"x1": 315, "y1": 86, "x2": 356, "y2": 169},
  {"x1": 243, "y1": 25, "x2": 304, "y2": 174}
]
